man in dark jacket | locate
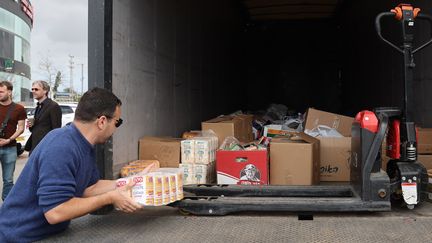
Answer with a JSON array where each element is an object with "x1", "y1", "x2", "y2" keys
[{"x1": 26, "y1": 80, "x2": 62, "y2": 153}]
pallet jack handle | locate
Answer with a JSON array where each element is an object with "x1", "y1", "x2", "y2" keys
[
  {"x1": 375, "y1": 4, "x2": 432, "y2": 122},
  {"x1": 375, "y1": 4, "x2": 432, "y2": 54}
]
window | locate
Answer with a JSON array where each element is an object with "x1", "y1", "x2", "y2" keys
[
  {"x1": 60, "y1": 105, "x2": 74, "y2": 114},
  {"x1": 0, "y1": 8, "x2": 31, "y2": 42}
]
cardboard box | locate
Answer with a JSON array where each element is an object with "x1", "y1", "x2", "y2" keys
[
  {"x1": 304, "y1": 108, "x2": 354, "y2": 181},
  {"x1": 418, "y1": 154, "x2": 432, "y2": 170},
  {"x1": 202, "y1": 114, "x2": 253, "y2": 147},
  {"x1": 270, "y1": 133, "x2": 320, "y2": 185},
  {"x1": 418, "y1": 128, "x2": 432, "y2": 154},
  {"x1": 216, "y1": 149, "x2": 268, "y2": 185},
  {"x1": 304, "y1": 108, "x2": 353, "y2": 137},
  {"x1": 139, "y1": 137, "x2": 182, "y2": 168},
  {"x1": 319, "y1": 137, "x2": 351, "y2": 181}
]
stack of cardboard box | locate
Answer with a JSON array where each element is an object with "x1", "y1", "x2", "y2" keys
[{"x1": 304, "y1": 108, "x2": 354, "y2": 182}]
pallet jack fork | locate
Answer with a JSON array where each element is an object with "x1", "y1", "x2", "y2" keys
[{"x1": 171, "y1": 4, "x2": 432, "y2": 216}]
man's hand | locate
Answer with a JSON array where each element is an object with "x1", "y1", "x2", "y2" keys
[
  {"x1": 111, "y1": 180, "x2": 142, "y2": 213},
  {"x1": 0, "y1": 138, "x2": 10, "y2": 146}
]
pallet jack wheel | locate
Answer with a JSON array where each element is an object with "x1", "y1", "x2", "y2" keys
[{"x1": 386, "y1": 160, "x2": 403, "y2": 202}]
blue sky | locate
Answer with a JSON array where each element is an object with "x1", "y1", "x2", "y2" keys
[{"x1": 30, "y1": 0, "x2": 88, "y2": 94}]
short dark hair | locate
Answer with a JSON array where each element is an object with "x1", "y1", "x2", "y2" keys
[
  {"x1": 74, "y1": 88, "x2": 122, "y2": 122},
  {"x1": 0, "y1": 81, "x2": 13, "y2": 91}
]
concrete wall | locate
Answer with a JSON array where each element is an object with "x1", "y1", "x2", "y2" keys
[{"x1": 111, "y1": 0, "x2": 243, "y2": 175}]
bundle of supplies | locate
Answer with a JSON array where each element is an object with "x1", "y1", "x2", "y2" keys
[
  {"x1": 180, "y1": 130, "x2": 218, "y2": 184},
  {"x1": 116, "y1": 167, "x2": 184, "y2": 206},
  {"x1": 120, "y1": 160, "x2": 160, "y2": 177}
]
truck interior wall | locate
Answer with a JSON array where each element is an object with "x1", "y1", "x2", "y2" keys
[
  {"x1": 338, "y1": 0, "x2": 432, "y2": 126},
  {"x1": 90, "y1": 0, "x2": 432, "y2": 178},
  {"x1": 110, "y1": 0, "x2": 244, "y2": 175},
  {"x1": 241, "y1": 0, "x2": 432, "y2": 124},
  {"x1": 240, "y1": 21, "x2": 342, "y2": 114}
]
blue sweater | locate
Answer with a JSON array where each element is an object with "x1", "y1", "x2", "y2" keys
[{"x1": 0, "y1": 124, "x2": 100, "y2": 242}]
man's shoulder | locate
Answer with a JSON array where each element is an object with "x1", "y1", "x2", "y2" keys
[
  {"x1": 46, "y1": 98, "x2": 59, "y2": 106},
  {"x1": 14, "y1": 103, "x2": 25, "y2": 109},
  {"x1": 14, "y1": 103, "x2": 26, "y2": 114}
]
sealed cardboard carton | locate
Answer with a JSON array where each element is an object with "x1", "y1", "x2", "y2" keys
[
  {"x1": 418, "y1": 154, "x2": 432, "y2": 170},
  {"x1": 304, "y1": 108, "x2": 354, "y2": 181},
  {"x1": 217, "y1": 149, "x2": 268, "y2": 185},
  {"x1": 202, "y1": 114, "x2": 253, "y2": 146},
  {"x1": 270, "y1": 133, "x2": 320, "y2": 185},
  {"x1": 139, "y1": 137, "x2": 182, "y2": 167},
  {"x1": 418, "y1": 128, "x2": 432, "y2": 154}
]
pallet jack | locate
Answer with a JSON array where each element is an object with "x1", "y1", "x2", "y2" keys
[{"x1": 171, "y1": 4, "x2": 432, "y2": 215}]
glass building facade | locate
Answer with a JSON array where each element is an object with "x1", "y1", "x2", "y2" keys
[{"x1": 0, "y1": 0, "x2": 33, "y2": 104}]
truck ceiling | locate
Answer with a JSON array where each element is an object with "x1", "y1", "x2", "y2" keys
[{"x1": 242, "y1": 0, "x2": 343, "y2": 21}]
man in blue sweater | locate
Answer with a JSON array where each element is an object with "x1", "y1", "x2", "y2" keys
[{"x1": 0, "y1": 88, "x2": 142, "y2": 242}]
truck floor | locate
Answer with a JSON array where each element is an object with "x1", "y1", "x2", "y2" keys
[{"x1": 40, "y1": 202, "x2": 432, "y2": 242}]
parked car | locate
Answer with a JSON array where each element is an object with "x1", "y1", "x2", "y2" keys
[
  {"x1": 16, "y1": 103, "x2": 77, "y2": 155},
  {"x1": 59, "y1": 103, "x2": 77, "y2": 127}
]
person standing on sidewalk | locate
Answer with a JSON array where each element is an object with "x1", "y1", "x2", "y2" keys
[
  {"x1": 25, "y1": 80, "x2": 62, "y2": 153},
  {"x1": 0, "y1": 88, "x2": 143, "y2": 242},
  {"x1": 0, "y1": 81, "x2": 26, "y2": 201}
]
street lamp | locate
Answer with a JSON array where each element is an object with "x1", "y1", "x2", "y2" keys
[{"x1": 76, "y1": 63, "x2": 84, "y2": 95}]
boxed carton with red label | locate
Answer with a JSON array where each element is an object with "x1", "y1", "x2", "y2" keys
[
  {"x1": 304, "y1": 108, "x2": 354, "y2": 182},
  {"x1": 202, "y1": 114, "x2": 253, "y2": 147},
  {"x1": 269, "y1": 133, "x2": 320, "y2": 185},
  {"x1": 216, "y1": 149, "x2": 268, "y2": 185}
]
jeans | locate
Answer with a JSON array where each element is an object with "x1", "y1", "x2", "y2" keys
[{"x1": 0, "y1": 146, "x2": 17, "y2": 200}]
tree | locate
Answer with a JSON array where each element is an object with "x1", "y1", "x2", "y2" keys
[
  {"x1": 53, "y1": 71, "x2": 62, "y2": 93},
  {"x1": 38, "y1": 52, "x2": 57, "y2": 87}
]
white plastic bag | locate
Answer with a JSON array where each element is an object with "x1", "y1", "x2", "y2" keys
[{"x1": 304, "y1": 125, "x2": 344, "y2": 138}]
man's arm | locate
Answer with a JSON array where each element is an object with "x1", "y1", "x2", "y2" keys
[
  {"x1": 0, "y1": 119, "x2": 25, "y2": 146},
  {"x1": 44, "y1": 180, "x2": 141, "y2": 225},
  {"x1": 82, "y1": 179, "x2": 116, "y2": 197},
  {"x1": 10, "y1": 119, "x2": 25, "y2": 140},
  {"x1": 51, "y1": 104, "x2": 62, "y2": 128}
]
